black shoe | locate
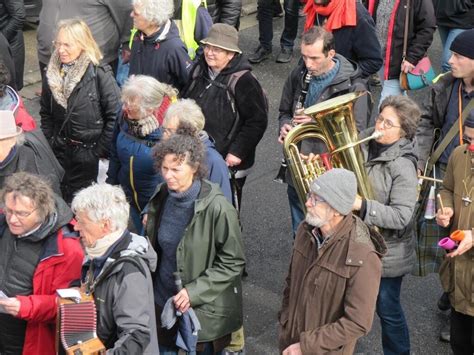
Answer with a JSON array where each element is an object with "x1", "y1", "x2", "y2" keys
[
  {"x1": 249, "y1": 46, "x2": 272, "y2": 64},
  {"x1": 440, "y1": 319, "x2": 450, "y2": 342},
  {"x1": 438, "y1": 292, "x2": 451, "y2": 311},
  {"x1": 276, "y1": 48, "x2": 293, "y2": 63}
]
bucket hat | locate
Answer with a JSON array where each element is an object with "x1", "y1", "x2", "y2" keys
[{"x1": 201, "y1": 23, "x2": 242, "y2": 54}]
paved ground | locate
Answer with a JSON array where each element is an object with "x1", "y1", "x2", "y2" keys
[{"x1": 20, "y1": 14, "x2": 452, "y2": 355}]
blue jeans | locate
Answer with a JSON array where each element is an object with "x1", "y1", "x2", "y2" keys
[
  {"x1": 257, "y1": 0, "x2": 274, "y2": 51},
  {"x1": 159, "y1": 344, "x2": 223, "y2": 355},
  {"x1": 438, "y1": 26, "x2": 466, "y2": 73},
  {"x1": 378, "y1": 63, "x2": 406, "y2": 109},
  {"x1": 287, "y1": 184, "x2": 305, "y2": 236},
  {"x1": 376, "y1": 277, "x2": 410, "y2": 355},
  {"x1": 280, "y1": 0, "x2": 300, "y2": 50}
]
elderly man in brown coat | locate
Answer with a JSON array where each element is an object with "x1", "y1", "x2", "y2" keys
[{"x1": 278, "y1": 168, "x2": 386, "y2": 355}]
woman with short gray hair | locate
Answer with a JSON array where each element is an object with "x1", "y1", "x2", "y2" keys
[
  {"x1": 353, "y1": 95, "x2": 421, "y2": 354},
  {"x1": 71, "y1": 183, "x2": 159, "y2": 354},
  {"x1": 128, "y1": 0, "x2": 191, "y2": 90},
  {"x1": 107, "y1": 75, "x2": 176, "y2": 231}
]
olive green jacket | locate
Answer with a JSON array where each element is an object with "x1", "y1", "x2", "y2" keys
[
  {"x1": 439, "y1": 145, "x2": 474, "y2": 316},
  {"x1": 145, "y1": 180, "x2": 246, "y2": 341}
]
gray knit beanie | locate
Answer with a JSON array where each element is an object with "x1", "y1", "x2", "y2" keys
[{"x1": 310, "y1": 168, "x2": 357, "y2": 215}]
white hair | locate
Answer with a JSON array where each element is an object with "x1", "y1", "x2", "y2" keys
[
  {"x1": 132, "y1": 0, "x2": 174, "y2": 26},
  {"x1": 122, "y1": 75, "x2": 177, "y2": 117},
  {"x1": 164, "y1": 99, "x2": 206, "y2": 131},
  {"x1": 71, "y1": 184, "x2": 130, "y2": 231}
]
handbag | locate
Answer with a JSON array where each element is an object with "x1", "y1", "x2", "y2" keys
[
  {"x1": 400, "y1": 57, "x2": 436, "y2": 90},
  {"x1": 399, "y1": 0, "x2": 436, "y2": 91}
]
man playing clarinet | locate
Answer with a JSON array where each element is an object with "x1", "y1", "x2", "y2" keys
[{"x1": 277, "y1": 26, "x2": 370, "y2": 235}]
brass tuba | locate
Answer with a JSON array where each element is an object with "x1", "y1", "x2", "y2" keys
[{"x1": 284, "y1": 91, "x2": 381, "y2": 211}]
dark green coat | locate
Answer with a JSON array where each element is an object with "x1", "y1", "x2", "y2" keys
[{"x1": 146, "y1": 180, "x2": 245, "y2": 342}]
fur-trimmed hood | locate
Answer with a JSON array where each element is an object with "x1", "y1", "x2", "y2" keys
[{"x1": 46, "y1": 51, "x2": 92, "y2": 109}]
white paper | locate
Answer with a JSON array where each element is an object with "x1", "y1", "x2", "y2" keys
[{"x1": 56, "y1": 288, "x2": 81, "y2": 300}]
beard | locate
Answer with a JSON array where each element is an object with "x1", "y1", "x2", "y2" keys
[{"x1": 305, "y1": 213, "x2": 327, "y2": 228}]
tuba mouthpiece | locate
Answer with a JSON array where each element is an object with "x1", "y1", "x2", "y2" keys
[{"x1": 373, "y1": 131, "x2": 384, "y2": 139}]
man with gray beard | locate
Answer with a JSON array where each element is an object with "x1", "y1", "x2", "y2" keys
[{"x1": 278, "y1": 168, "x2": 386, "y2": 354}]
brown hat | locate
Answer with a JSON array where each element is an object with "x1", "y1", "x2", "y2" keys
[
  {"x1": 0, "y1": 110, "x2": 22, "y2": 140},
  {"x1": 200, "y1": 23, "x2": 241, "y2": 54}
]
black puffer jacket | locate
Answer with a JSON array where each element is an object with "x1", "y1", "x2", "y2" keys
[
  {"x1": 0, "y1": 0, "x2": 25, "y2": 90},
  {"x1": 206, "y1": 0, "x2": 242, "y2": 28},
  {"x1": 181, "y1": 54, "x2": 268, "y2": 170},
  {"x1": 40, "y1": 63, "x2": 120, "y2": 202}
]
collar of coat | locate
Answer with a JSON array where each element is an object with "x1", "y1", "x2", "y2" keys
[{"x1": 46, "y1": 51, "x2": 92, "y2": 109}]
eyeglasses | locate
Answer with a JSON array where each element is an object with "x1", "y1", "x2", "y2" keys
[
  {"x1": 463, "y1": 135, "x2": 474, "y2": 144},
  {"x1": 376, "y1": 115, "x2": 401, "y2": 129},
  {"x1": 203, "y1": 44, "x2": 226, "y2": 54},
  {"x1": 52, "y1": 40, "x2": 73, "y2": 50},
  {"x1": 3, "y1": 207, "x2": 37, "y2": 219},
  {"x1": 306, "y1": 193, "x2": 325, "y2": 206}
]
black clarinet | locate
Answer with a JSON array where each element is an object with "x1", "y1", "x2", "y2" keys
[{"x1": 274, "y1": 71, "x2": 312, "y2": 184}]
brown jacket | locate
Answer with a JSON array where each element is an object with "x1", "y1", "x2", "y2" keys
[
  {"x1": 278, "y1": 215, "x2": 386, "y2": 354},
  {"x1": 439, "y1": 145, "x2": 474, "y2": 316}
]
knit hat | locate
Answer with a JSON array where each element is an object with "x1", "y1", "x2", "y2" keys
[
  {"x1": 310, "y1": 168, "x2": 357, "y2": 215},
  {"x1": 201, "y1": 23, "x2": 242, "y2": 54},
  {"x1": 450, "y1": 29, "x2": 474, "y2": 59},
  {"x1": 465, "y1": 109, "x2": 474, "y2": 129},
  {"x1": 0, "y1": 110, "x2": 22, "y2": 140}
]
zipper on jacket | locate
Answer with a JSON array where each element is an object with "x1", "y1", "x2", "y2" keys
[{"x1": 129, "y1": 156, "x2": 141, "y2": 211}]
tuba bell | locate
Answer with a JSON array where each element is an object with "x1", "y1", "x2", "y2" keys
[{"x1": 284, "y1": 91, "x2": 381, "y2": 211}]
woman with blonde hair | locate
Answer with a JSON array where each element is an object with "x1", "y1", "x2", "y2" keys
[
  {"x1": 40, "y1": 19, "x2": 120, "y2": 203},
  {"x1": 107, "y1": 74, "x2": 177, "y2": 231}
]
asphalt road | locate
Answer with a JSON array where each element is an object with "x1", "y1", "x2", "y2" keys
[{"x1": 21, "y1": 15, "x2": 452, "y2": 355}]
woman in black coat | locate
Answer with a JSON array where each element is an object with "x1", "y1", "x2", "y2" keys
[
  {"x1": 0, "y1": 0, "x2": 25, "y2": 90},
  {"x1": 40, "y1": 19, "x2": 120, "y2": 203}
]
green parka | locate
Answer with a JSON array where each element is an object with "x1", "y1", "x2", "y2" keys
[{"x1": 146, "y1": 180, "x2": 245, "y2": 342}]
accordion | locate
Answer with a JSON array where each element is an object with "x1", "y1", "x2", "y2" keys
[{"x1": 56, "y1": 291, "x2": 105, "y2": 355}]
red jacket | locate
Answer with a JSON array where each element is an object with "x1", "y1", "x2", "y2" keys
[
  {"x1": 16, "y1": 97, "x2": 37, "y2": 131},
  {"x1": 16, "y1": 224, "x2": 84, "y2": 355}
]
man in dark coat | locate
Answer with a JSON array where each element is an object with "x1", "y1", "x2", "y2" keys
[
  {"x1": 278, "y1": 26, "x2": 370, "y2": 235},
  {"x1": 415, "y1": 29, "x2": 474, "y2": 343},
  {"x1": 0, "y1": 0, "x2": 24, "y2": 90}
]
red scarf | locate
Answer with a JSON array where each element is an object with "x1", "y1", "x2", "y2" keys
[{"x1": 304, "y1": 0, "x2": 357, "y2": 32}]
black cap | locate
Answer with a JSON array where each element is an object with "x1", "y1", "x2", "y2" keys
[{"x1": 450, "y1": 29, "x2": 474, "y2": 60}]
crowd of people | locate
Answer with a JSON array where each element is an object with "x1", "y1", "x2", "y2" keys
[{"x1": 0, "y1": 0, "x2": 473, "y2": 354}]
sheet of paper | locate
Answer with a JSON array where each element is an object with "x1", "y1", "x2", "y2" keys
[{"x1": 56, "y1": 288, "x2": 81, "y2": 300}]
